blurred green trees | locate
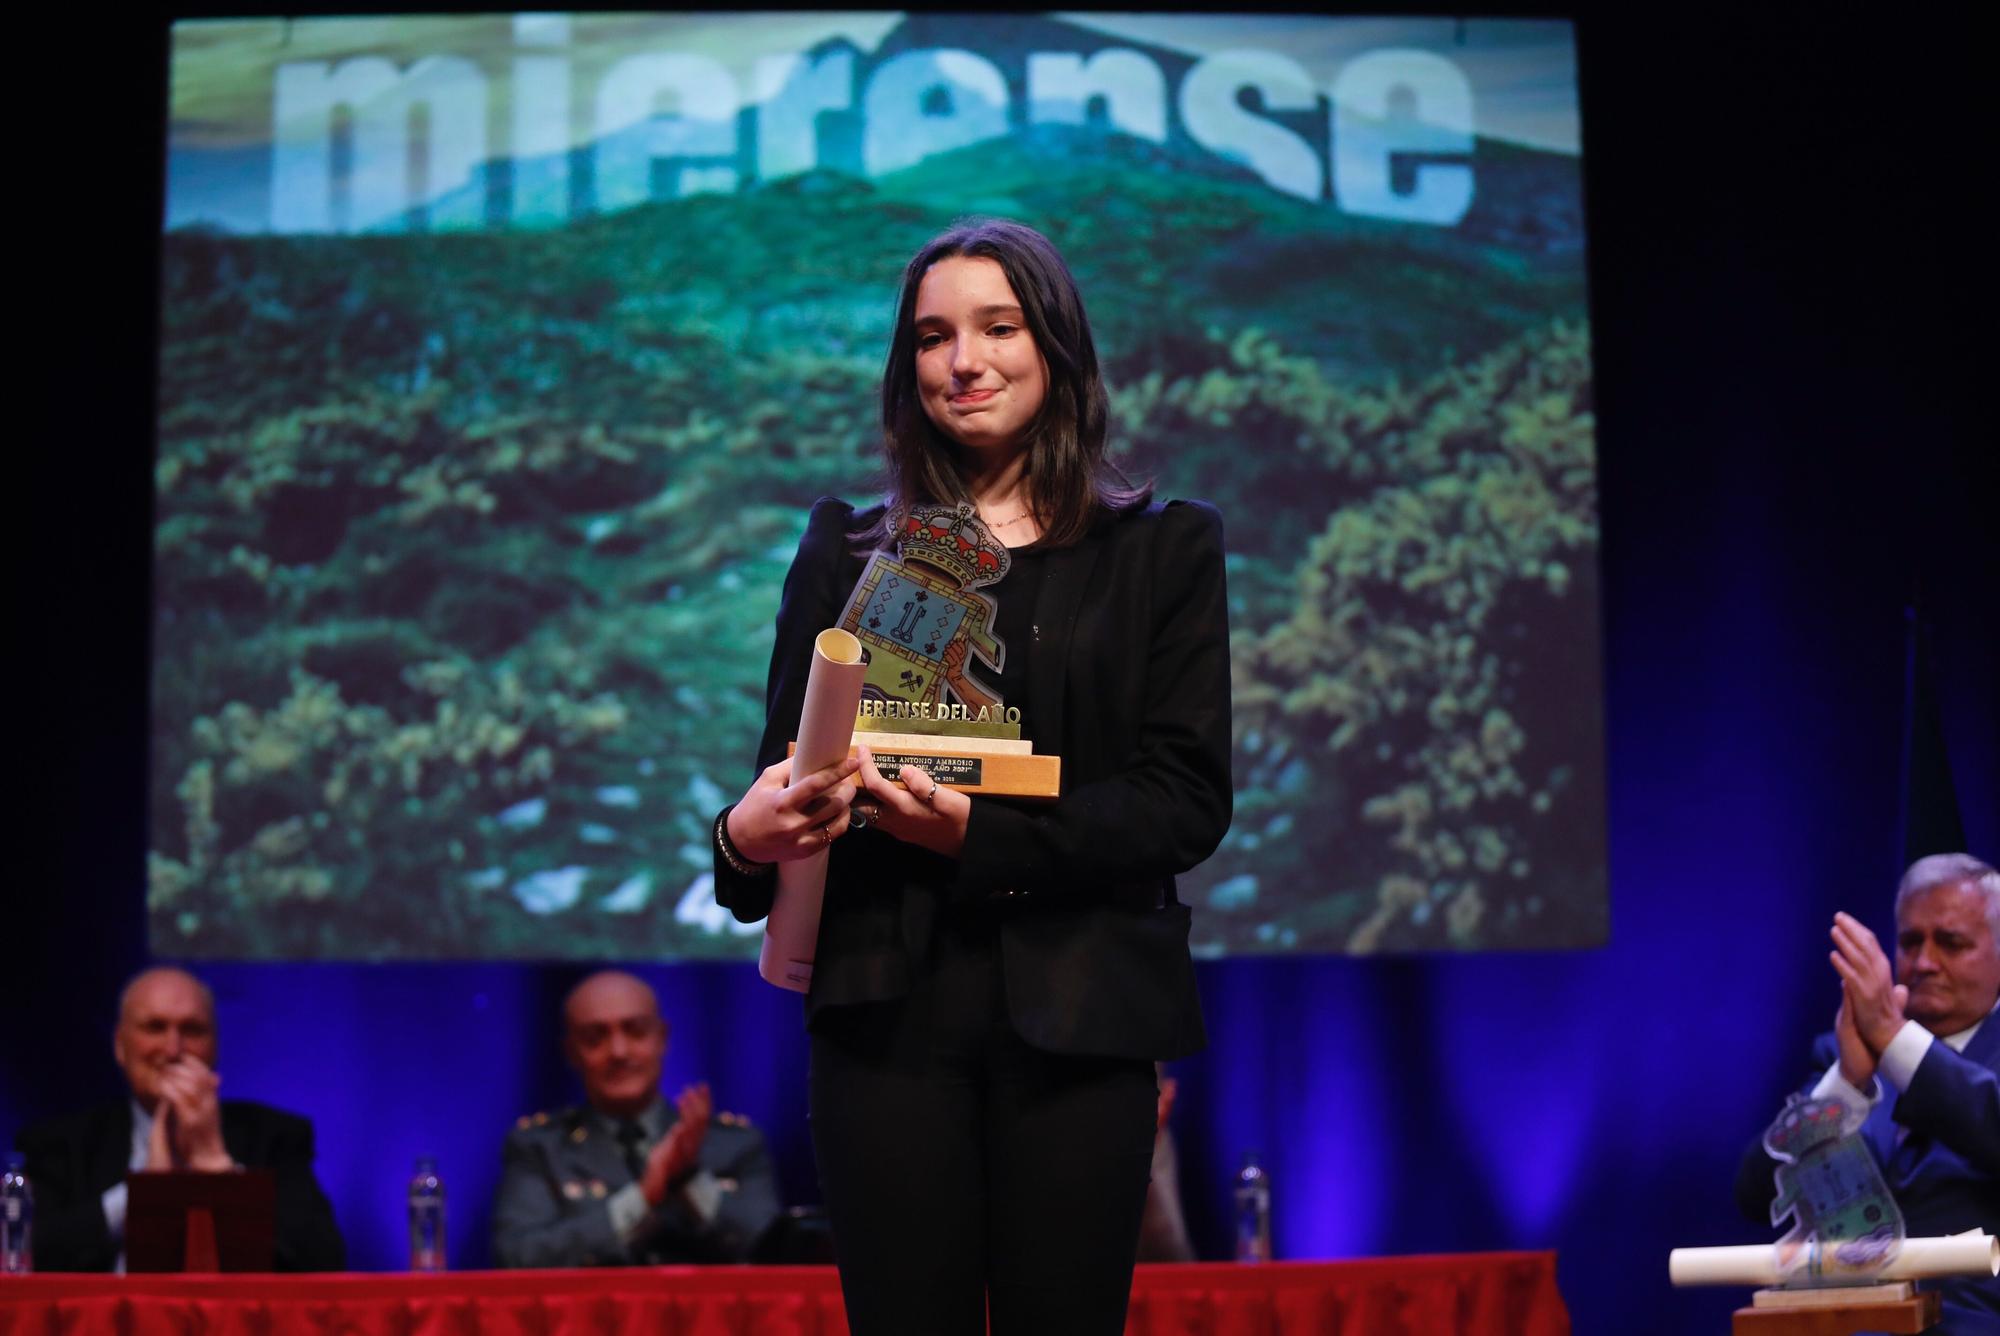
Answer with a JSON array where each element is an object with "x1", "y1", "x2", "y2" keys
[{"x1": 1191, "y1": 322, "x2": 1605, "y2": 951}]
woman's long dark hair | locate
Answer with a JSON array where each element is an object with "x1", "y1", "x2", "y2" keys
[{"x1": 853, "y1": 218, "x2": 1150, "y2": 552}]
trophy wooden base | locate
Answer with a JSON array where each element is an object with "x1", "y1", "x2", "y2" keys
[
  {"x1": 1733, "y1": 1285, "x2": 1938, "y2": 1335},
  {"x1": 788, "y1": 738, "x2": 1060, "y2": 800}
]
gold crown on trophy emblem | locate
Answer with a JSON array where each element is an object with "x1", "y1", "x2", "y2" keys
[{"x1": 897, "y1": 502, "x2": 1013, "y2": 589}]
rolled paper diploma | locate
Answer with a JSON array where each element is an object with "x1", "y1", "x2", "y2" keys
[
  {"x1": 1668, "y1": 1232, "x2": 1999, "y2": 1287},
  {"x1": 759, "y1": 628, "x2": 868, "y2": 992}
]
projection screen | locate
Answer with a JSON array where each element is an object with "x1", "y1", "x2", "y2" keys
[{"x1": 151, "y1": 12, "x2": 1605, "y2": 959}]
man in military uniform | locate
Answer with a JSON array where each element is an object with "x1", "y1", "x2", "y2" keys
[{"x1": 491, "y1": 970, "x2": 782, "y2": 1266}]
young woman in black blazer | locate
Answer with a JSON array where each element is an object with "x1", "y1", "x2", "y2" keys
[{"x1": 713, "y1": 218, "x2": 1230, "y2": 1335}]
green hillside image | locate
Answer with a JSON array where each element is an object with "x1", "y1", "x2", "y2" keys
[{"x1": 151, "y1": 131, "x2": 1603, "y2": 959}]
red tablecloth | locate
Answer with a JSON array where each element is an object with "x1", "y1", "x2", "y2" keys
[{"x1": 0, "y1": 1254, "x2": 1568, "y2": 1335}]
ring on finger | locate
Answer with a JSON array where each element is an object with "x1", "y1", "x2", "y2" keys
[
  {"x1": 819, "y1": 825, "x2": 834, "y2": 845},
  {"x1": 851, "y1": 800, "x2": 879, "y2": 832},
  {"x1": 920, "y1": 778, "x2": 939, "y2": 806}
]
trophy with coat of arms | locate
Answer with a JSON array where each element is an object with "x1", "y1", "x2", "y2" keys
[{"x1": 812, "y1": 501, "x2": 1061, "y2": 800}]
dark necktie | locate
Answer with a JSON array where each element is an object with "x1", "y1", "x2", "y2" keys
[{"x1": 615, "y1": 1119, "x2": 647, "y2": 1184}]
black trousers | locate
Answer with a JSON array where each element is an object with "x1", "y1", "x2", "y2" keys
[{"x1": 808, "y1": 907, "x2": 1158, "y2": 1336}]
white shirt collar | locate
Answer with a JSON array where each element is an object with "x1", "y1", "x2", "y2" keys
[
  {"x1": 127, "y1": 1097, "x2": 154, "y2": 1172},
  {"x1": 1939, "y1": 998, "x2": 1997, "y2": 1054}
]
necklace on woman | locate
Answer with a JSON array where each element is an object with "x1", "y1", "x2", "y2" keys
[{"x1": 981, "y1": 506, "x2": 1032, "y2": 529}]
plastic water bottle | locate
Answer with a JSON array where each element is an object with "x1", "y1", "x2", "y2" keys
[
  {"x1": 1, "y1": 1152, "x2": 31, "y2": 1275},
  {"x1": 1233, "y1": 1150, "x2": 1271, "y2": 1263},
  {"x1": 408, "y1": 1156, "x2": 446, "y2": 1272}
]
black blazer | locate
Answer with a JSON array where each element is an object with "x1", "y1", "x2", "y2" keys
[
  {"x1": 716, "y1": 496, "x2": 1230, "y2": 1061},
  {"x1": 15, "y1": 1098, "x2": 347, "y2": 1272}
]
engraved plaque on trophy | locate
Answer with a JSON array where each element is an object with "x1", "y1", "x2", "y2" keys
[{"x1": 799, "y1": 501, "x2": 1061, "y2": 800}]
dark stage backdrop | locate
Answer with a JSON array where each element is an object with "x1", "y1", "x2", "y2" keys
[
  {"x1": 152, "y1": 11, "x2": 1604, "y2": 961},
  {"x1": 12, "y1": 7, "x2": 1990, "y2": 1336}
]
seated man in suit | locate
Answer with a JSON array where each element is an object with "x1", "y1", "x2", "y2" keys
[
  {"x1": 1736, "y1": 853, "x2": 1999, "y2": 1333},
  {"x1": 492, "y1": 969, "x2": 781, "y2": 1266},
  {"x1": 13, "y1": 966, "x2": 345, "y2": 1272}
]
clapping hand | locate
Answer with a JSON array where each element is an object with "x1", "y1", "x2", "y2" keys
[
  {"x1": 1833, "y1": 990, "x2": 1877, "y2": 1091},
  {"x1": 640, "y1": 1083, "x2": 712, "y2": 1207},
  {"x1": 144, "y1": 1056, "x2": 233, "y2": 1172},
  {"x1": 1829, "y1": 911, "x2": 1910, "y2": 1054},
  {"x1": 1828, "y1": 910, "x2": 1911, "y2": 1094}
]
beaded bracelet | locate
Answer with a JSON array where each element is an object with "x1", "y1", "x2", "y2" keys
[{"x1": 715, "y1": 805, "x2": 773, "y2": 878}]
